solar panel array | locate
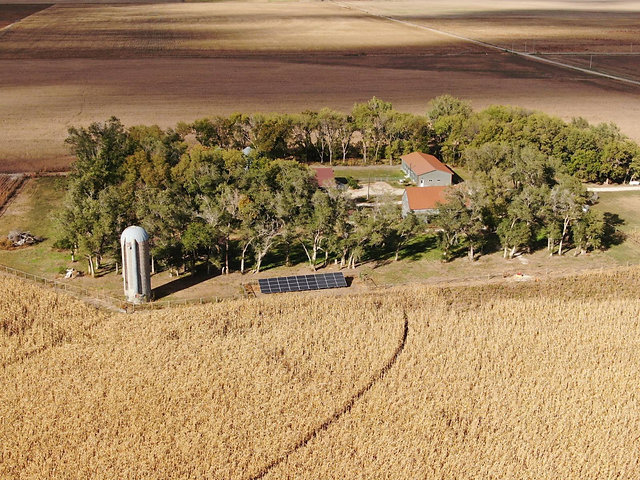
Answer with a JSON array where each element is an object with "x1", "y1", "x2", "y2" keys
[{"x1": 258, "y1": 272, "x2": 347, "y2": 294}]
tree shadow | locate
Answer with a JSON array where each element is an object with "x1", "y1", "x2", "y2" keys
[
  {"x1": 259, "y1": 242, "x2": 309, "y2": 272},
  {"x1": 603, "y1": 212, "x2": 626, "y2": 248},
  {"x1": 367, "y1": 234, "x2": 439, "y2": 266},
  {"x1": 451, "y1": 171, "x2": 465, "y2": 185},
  {"x1": 152, "y1": 267, "x2": 218, "y2": 300}
]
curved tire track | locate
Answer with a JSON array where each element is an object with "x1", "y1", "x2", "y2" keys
[{"x1": 249, "y1": 311, "x2": 409, "y2": 480}]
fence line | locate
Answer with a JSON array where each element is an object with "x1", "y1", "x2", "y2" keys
[
  {"x1": 0, "y1": 262, "x2": 238, "y2": 313},
  {"x1": 0, "y1": 263, "x2": 126, "y2": 311}
]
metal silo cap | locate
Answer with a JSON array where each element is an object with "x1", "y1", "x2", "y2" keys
[{"x1": 121, "y1": 226, "x2": 150, "y2": 243}]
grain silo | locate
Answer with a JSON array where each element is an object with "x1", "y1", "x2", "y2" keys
[{"x1": 121, "y1": 226, "x2": 151, "y2": 303}]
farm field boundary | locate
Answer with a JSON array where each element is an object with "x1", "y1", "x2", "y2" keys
[
  {"x1": 0, "y1": 263, "x2": 126, "y2": 313},
  {"x1": 0, "y1": 4, "x2": 53, "y2": 37},
  {"x1": 0, "y1": 262, "x2": 238, "y2": 313},
  {"x1": 334, "y1": 1, "x2": 640, "y2": 87}
]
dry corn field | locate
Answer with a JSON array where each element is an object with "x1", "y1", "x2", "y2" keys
[
  {"x1": 1, "y1": 268, "x2": 640, "y2": 478},
  {"x1": 0, "y1": 175, "x2": 25, "y2": 212}
]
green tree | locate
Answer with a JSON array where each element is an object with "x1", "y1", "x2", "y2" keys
[
  {"x1": 572, "y1": 209, "x2": 606, "y2": 255},
  {"x1": 300, "y1": 190, "x2": 335, "y2": 270},
  {"x1": 182, "y1": 220, "x2": 219, "y2": 274},
  {"x1": 352, "y1": 97, "x2": 393, "y2": 163}
]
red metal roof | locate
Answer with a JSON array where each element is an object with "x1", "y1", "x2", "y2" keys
[
  {"x1": 312, "y1": 167, "x2": 335, "y2": 187},
  {"x1": 404, "y1": 186, "x2": 449, "y2": 211},
  {"x1": 400, "y1": 152, "x2": 453, "y2": 176}
]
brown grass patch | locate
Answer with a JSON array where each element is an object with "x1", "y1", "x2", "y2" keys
[{"x1": 0, "y1": 174, "x2": 24, "y2": 210}]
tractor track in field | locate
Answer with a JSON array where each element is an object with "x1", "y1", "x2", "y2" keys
[{"x1": 249, "y1": 311, "x2": 409, "y2": 480}]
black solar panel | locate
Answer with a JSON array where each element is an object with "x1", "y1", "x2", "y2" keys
[{"x1": 258, "y1": 272, "x2": 348, "y2": 294}]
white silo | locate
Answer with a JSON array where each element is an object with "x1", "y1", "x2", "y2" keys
[{"x1": 121, "y1": 226, "x2": 152, "y2": 304}]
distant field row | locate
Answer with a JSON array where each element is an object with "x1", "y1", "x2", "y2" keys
[
  {"x1": 0, "y1": 2, "x2": 479, "y2": 59},
  {"x1": 0, "y1": 4, "x2": 50, "y2": 28},
  {"x1": 345, "y1": 0, "x2": 640, "y2": 54}
]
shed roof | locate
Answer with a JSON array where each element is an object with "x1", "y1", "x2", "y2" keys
[
  {"x1": 312, "y1": 167, "x2": 335, "y2": 187},
  {"x1": 404, "y1": 186, "x2": 449, "y2": 211},
  {"x1": 400, "y1": 152, "x2": 453, "y2": 176}
]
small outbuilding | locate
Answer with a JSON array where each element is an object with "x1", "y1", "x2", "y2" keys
[
  {"x1": 312, "y1": 167, "x2": 336, "y2": 188},
  {"x1": 402, "y1": 186, "x2": 449, "y2": 217},
  {"x1": 400, "y1": 152, "x2": 453, "y2": 187}
]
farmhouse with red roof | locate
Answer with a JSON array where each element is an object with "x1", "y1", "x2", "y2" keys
[
  {"x1": 400, "y1": 152, "x2": 453, "y2": 187},
  {"x1": 402, "y1": 186, "x2": 449, "y2": 217}
]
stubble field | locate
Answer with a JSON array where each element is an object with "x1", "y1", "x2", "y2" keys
[
  {"x1": 0, "y1": 4, "x2": 49, "y2": 27},
  {"x1": 2, "y1": 267, "x2": 640, "y2": 478},
  {"x1": 1, "y1": 0, "x2": 640, "y2": 172},
  {"x1": 347, "y1": 0, "x2": 640, "y2": 53}
]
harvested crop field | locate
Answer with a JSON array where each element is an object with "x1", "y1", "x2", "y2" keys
[
  {"x1": 2, "y1": 268, "x2": 640, "y2": 478},
  {"x1": 0, "y1": 3, "x2": 481, "y2": 58},
  {"x1": 0, "y1": 4, "x2": 50, "y2": 28},
  {"x1": 1, "y1": 0, "x2": 640, "y2": 172},
  {"x1": 347, "y1": 0, "x2": 640, "y2": 54},
  {"x1": 542, "y1": 54, "x2": 640, "y2": 82}
]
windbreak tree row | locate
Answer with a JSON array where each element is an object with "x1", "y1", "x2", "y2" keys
[
  {"x1": 185, "y1": 95, "x2": 640, "y2": 183},
  {"x1": 54, "y1": 118, "x2": 421, "y2": 277},
  {"x1": 432, "y1": 144, "x2": 614, "y2": 262},
  {"x1": 54, "y1": 94, "x2": 639, "y2": 275}
]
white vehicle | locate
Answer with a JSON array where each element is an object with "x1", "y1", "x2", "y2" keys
[{"x1": 630, "y1": 180, "x2": 640, "y2": 186}]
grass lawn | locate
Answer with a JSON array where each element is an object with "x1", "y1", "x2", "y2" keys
[
  {"x1": 591, "y1": 190, "x2": 640, "y2": 264},
  {"x1": 333, "y1": 165, "x2": 405, "y2": 182},
  {"x1": 0, "y1": 177, "x2": 71, "y2": 276}
]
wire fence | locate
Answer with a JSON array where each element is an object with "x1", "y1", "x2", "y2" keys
[
  {"x1": 0, "y1": 263, "x2": 126, "y2": 311},
  {"x1": 127, "y1": 295, "x2": 227, "y2": 312},
  {"x1": 0, "y1": 262, "x2": 237, "y2": 313}
]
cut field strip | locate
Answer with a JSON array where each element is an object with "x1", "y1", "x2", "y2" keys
[{"x1": 0, "y1": 4, "x2": 53, "y2": 37}]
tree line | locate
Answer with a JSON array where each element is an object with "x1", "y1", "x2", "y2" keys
[
  {"x1": 183, "y1": 95, "x2": 639, "y2": 183},
  {"x1": 429, "y1": 96, "x2": 640, "y2": 184},
  {"x1": 183, "y1": 96, "x2": 432, "y2": 165},
  {"x1": 432, "y1": 143, "x2": 616, "y2": 262},
  {"x1": 54, "y1": 118, "x2": 421, "y2": 276},
  {"x1": 55, "y1": 95, "x2": 634, "y2": 275}
]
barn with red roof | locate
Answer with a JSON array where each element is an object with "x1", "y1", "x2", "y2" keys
[
  {"x1": 402, "y1": 186, "x2": 449, "y2": 217},
  {"x1": 400, "y1": 152, "x2": 453, "y2": 187}
]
